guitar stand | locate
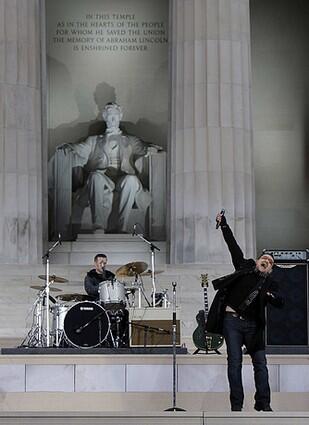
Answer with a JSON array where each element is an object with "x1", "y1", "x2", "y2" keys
[{"x1": 193, "y1": 347, "x2": 222, "y2": 355}]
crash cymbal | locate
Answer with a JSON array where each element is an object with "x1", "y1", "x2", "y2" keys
[
  {"x1": 30, "y1": 285, "x2": 62, "y2": 292},
  {"x1": 141, "y1": 270, "x2": 164, "y2": 276},
  {"x1": 38, "y1": 275, "x2": 68, "y2": 283},
  {"x1": 115, "y1": 261, "x2": 148, "y2": 277},
  {"x1": 56, "y1": 293, "x2": 91, "y2": 302}
]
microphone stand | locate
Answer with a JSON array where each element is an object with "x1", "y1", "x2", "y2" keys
[
  {"x1": 42, "y1": 236, "x2": 61, "y2": 347},
  {"x1": 133, "y1": 225, "x2": 160, "y2": 307},
  {"x1": 165, "y1": 282, "x2": 185, "y2": 412}
]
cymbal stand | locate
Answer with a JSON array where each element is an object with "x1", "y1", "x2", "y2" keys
[
  {"x1": 134, "y1": 230, "x2": 160, "y2": 307},
  {"x1": 134, "y1": 274, "x2": 151, "y2": 308},
  {"x1": 21, "y1": 289, "x2": 46, "y2": 347},
  {"x1": 36, "y1": 290, "x2": 45, "y2": 346},
  {"x1": 42, "y1": 234, "x2": 62, "y2": 347}
]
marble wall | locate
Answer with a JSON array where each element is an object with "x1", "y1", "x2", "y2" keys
[
  {"x1": 1, "y1": 357, "x2": 309, "y2": 395},
  {"x1": 0, "y1": 0, "x2": 43, "y2": 264}
]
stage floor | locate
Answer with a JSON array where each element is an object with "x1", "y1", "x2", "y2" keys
[{"x1": 1, "y1": 346, "x2": 188, "y2": 355}]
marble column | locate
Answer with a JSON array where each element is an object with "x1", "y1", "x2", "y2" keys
[
  {"x1": 169, "y1": 0, "x2": 255, "y2": 264},
  {"x1": 0, "y1": 0, "x2": 43, "y2": 264}
]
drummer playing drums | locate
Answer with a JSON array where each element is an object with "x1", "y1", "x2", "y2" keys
[{"x1": 84, "y1": 253, "x2": 115, "y2": 300}]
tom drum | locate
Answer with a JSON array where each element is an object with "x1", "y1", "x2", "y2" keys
[{"x1": 99, "y1": 280, "x2": 126, "y2": 305}]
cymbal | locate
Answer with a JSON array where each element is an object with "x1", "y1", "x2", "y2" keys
[
  {"x1": 56, "y1": 293, "x2": 91, "y2": 302},
  {"x1": 38, "y1": 275, "x2": 68, "y2": 283},
  {"x1": 141, "y1": 270, "x2": 164, "y2": 276},
  {"x1": 30, "y1": 285, "x2": 62, "y2": 292},
  {"x1": 115, "y1": 261, "x2": 148, "y2": 277}
]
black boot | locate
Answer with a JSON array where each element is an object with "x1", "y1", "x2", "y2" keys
[{"x1": 254, "y1": 404, "x2": 273, "y2": 412}]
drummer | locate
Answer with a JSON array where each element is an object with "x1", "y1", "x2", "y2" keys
[{"x1": 84, "y1": 254, "x2": 115, "y2": 300}]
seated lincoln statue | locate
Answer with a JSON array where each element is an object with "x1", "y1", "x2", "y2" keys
[{"x1": 48, "y1": 102, "x2": 162, "y2": 238}]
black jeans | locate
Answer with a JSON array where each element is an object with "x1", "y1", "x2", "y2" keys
[{"x1": 223, "y1": 313, "x2": 270, "y2": 410}]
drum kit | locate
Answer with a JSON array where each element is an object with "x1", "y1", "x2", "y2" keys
[{"x1": 22, "y1": 261, "x2": 169, "y2": 350}]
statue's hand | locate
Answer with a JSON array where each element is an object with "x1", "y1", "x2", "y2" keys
[
  {"x1": 57, "y1": 143, "x2": 74, "y2": 155},
  {"x1": 146, "y1": 143, "x2": 163, "y2": 155}
]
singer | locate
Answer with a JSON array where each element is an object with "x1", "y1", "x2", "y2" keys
[{"x1": 206, "y1": 211, "x2": 284, "y2": 412}]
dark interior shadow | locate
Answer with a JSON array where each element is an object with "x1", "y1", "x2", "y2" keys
[{"x1": 47, "y1": 58, "x2": 117, "y2": 157}]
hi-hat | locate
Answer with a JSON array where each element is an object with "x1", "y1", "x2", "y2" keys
[
  {"x1": 56, "y1": 293, "x2": 91, "y2": 302},
  {"x1": 38, "y1": 275, "x2": 68, "y2": 283},
  {"x1": 115, "y1": 261, "x2": 148, "y2": 277},
  {"x1": 30, "y1": 285, "x2": 62, "y2": 292}
]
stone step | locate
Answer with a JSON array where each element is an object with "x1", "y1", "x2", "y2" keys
[{"x1": 50, "y1": 234, "x2": 167, "y2": 265}]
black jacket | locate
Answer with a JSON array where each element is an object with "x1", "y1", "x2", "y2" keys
[
  {"x1": 206, "y1": 222, "x2": 284, "y2": 353},
  {"x1": 84, "y1": 268, "x2": 115, "y2": 299}
]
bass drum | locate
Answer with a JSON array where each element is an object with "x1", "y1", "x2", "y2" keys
[{"x1": 64, "y1": 301, "x2": 110, "y2": 348}]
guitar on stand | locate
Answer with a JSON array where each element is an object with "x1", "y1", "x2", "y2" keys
[{"x1": 192, "y1": 273, "x2": 224, "y2": 354}]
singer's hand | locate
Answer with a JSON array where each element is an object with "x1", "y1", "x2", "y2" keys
[
  {"x1": 216, "y1": 212, "x2": 223, "y2": 225},
  {"x1": 215, "y1": 209, "x2": 226, "y2": 229}
]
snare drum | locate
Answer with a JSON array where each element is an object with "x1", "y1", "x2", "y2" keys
[
  {"x1": 99, "y1": 280, "x2": 126, "y2": 305},
  {"x1": 63, "y1": 301, "x2": 110, "y2": 348}
]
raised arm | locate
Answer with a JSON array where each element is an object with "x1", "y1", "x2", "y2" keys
[{"x1": 216, "y1": 212, "x2": 245, "y2": 270}]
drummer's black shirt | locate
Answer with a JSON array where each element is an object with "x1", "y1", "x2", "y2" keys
[{"x1": 84, "y1": 268, "x2": 115, "y2": 298}]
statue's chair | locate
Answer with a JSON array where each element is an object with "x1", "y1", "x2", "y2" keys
[{"x1": 49, "y1": 150, "x2": 166, "y2": 241}]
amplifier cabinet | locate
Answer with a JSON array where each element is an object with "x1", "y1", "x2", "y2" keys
[
  {"x1": 129, "y1": 307, "x2": 181, "y2": 347},
  {"x1": 266, "y1": 263, "x2": 309, "y2": 354}
]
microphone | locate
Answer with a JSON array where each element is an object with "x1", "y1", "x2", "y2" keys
[
  {"x1": 75, "y1": 323, "x2": 87, "y2": 334},
  {"x1": 216, "y1": 209, "x2": 225, "y2": 229},
  {"x1": 58, "y1": 233, "x2": 62, "y2": 245},
  {"x1": 132, "y1": 224, "x2": 137, "y2": 236}
]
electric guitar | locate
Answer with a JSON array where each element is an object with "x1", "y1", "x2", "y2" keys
[{"x1": 192, "y1": 273, "x2": 224, "y2": 352}]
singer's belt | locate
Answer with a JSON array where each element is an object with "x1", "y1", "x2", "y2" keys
[{"x1": 225, "y1": 311, "x2": 245, "y2": 320}]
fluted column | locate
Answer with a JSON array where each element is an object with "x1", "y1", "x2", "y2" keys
[
  {"x1": 0, "y1": 0, "x2": 43, "y2": 263},
  {"x1": 169, "y1": 0, "x2": 255, "y2": 264}
]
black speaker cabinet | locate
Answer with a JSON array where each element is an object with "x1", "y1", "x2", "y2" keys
[{"x1": 266, "y1": 263, "x2": 309, "y2": 354}]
